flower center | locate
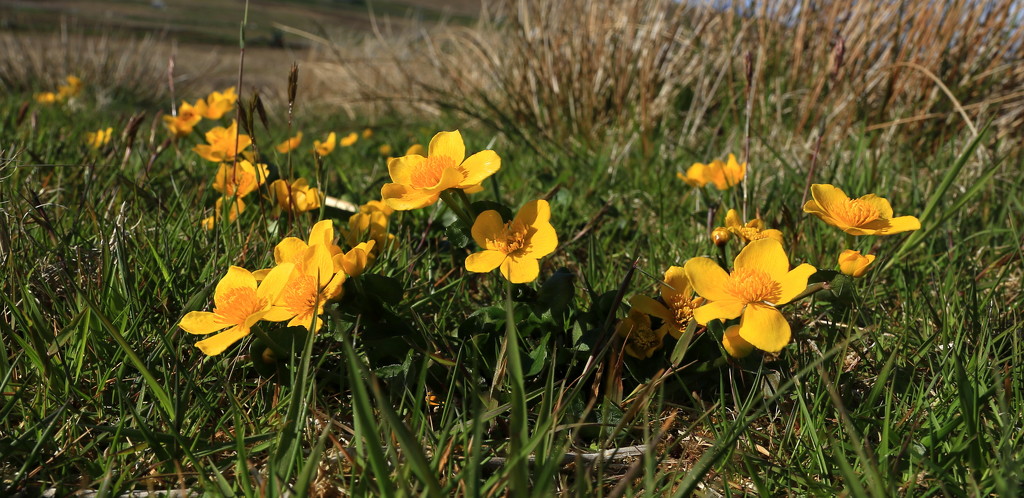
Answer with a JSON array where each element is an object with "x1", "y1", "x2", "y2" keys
[
  {"x1": 488, "y1": 220, "x2": 529, "y2": 255},
  {"x1": 665, "y1": 294, "x2": 699, "y2": 327},
  {"x1": 726, "y1": 268, "x2": 781, "y2": 304},
  {"x1": 410, "y1": 155, "x2": 460, "y2": 189},
  {"x1": 280, "y1": 274, "x2": 320, "y2": 319},
  {"x1": 214, "y1": 287, "x2": 265, "y2": 325},
  {"x1": 628, "y1": 327, "x2": 660, "y2": 353},
  {"x1": 834, "y1": 199, "x2": 880, "y2": 227}
]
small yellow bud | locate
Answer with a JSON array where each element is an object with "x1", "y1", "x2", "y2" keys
[
  {"x1": 712, "y1": 227, "x2": 731, "y2": 246},
  {"x1": 837, "y1": 249, "x2": 875, "y2": 278}
]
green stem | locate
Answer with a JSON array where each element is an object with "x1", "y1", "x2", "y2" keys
[
  {"x1": 504, "y1": 279, "x2": 530, "y2": 495},
  {"x1": 454, "y1": 188, "x2": 477, "y2": 218},
  {"x1": 439, "y1": 189, "x2": 475, "y2": 227},
  {"x1": 844, "y1": 233, "x2": 857, "y2": 252}
]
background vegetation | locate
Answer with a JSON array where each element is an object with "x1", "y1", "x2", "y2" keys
[{"x1": 1, "y1": 0, "x2": 1022, "y2": 495}]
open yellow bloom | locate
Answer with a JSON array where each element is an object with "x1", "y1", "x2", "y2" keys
[
  {"x1": 340, "y1": 132, "x2": 358, "y2": 147},
  {"x1": 837, "y1": 249, "x2": 875, "y2": 278},
  {"x1": 254, "y1": 219, "x2": 343, "y2": 281},
  {"x1": 269, "y1": 178, "x2": 324, "y2": 213},
  {"x1": 677, "y1": 154, "x2": 746, "y2": 190},
  {"x1": 465, "y1": 199, "x2": 557, "y2": 284},
  {"x1": 201, "y1": 196, "x2": 246, "y2": 230},
  {"x1": 163, "y1": 101, "x2": 204, "y2": 138},
  {"x1": 684, "y1": 238, "x2": 816, "y2": 352},
  {"x1": 198, "y1": 87, "x2": 237, "y2": 119},
  {"x1": 722, "y1": 209, "x2": 783, "y2": 244},
  {"x1": 264, "y1": 244, "x2": 346, "y2": 332},
  {"x1": 362, "y1": 128, "x2": 374, "y2": 139},
  {"x1": 615, "y1": 309, "x2": 667, "y2": 359},
  {"x1": 85, "y1": 127, "x2": 113, "y2": 150},
  {"x1": 212, "y1": 160, "x2": 269, "y2": 198},
  {"x1": 178, "y1": 263, "x2": 294, "y2": 355},
  {"x1": 334, "y1": 240, "x2": 376, "y2": 277},
  {"x1": 313, "y1": 132, "x2": 336, "y2": 156},
  {"x1": 193, "y1": 121, "x2": 252, "y2": 163},
  {"x1": 629, "y1": 266, "x2": 704, "y2": 339},
  {"x1": 381, "y1": 130, "x2": 500, "y2": 210},
  {"x1": 803, "y1": 184, "x2": 921, "y2": 236},
  {"x1": 275, "y1": 132, "x2": 303, "y2": 153}
]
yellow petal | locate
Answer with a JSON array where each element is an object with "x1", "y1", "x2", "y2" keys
[
  {"x1": 322, "y1": 271, "x2": 346, "y2": 301},
  {"x1": 428, "y1": 130, "x2": 466, "y2": 164},
  {"x1": 262, "y1": 306, "x2": 296, "y2": 322},
  {"x1": 256, "y1": 262, "x2": 296, "y2": 303},
  {"x1": 303, "y1": 244, "x2": 335, "y2": 286},
  {"x1": 737, "y1": 304, "x2": 791, "y2": 352},
  {"x1": 252, "y1": 268, "x2": 271, "y2": 281},
  {"x1": 724, "y1": 209, "x2": 742, "y2": 229},
  {"x1": 179, "y1": 311, "x2": 227, "y2": 335},
  {"x1": 692, "y1": 299, "x2": 745, "y2": 324},
  {"x1": 194, "y1": 324, "x2": 251, "y2": 356},
  {"x1": 274, "y1": 237, "x2": 309, "y2": 265},
  {"x1": 500, "y1": 255, "x2": 539, "y2": 283},
  {"x1": 660, "y1": 266, "x2": 692, "y2": 302},
  {"x1": 809, "y1": 184, "x2": 849, "y2": 215},
  {"x1": 388, "y1": 155, "x2": 425, "y2": 184},
  {"x1": 733, "y1": 238, "x2": 790, "y2": 282},
  {"x1": 683, "y1": 257, "x2": 732, "y2": 302},
  {"x1": 722, "y1": 324, "x2": 754, "y2": 358},
  {"x1": 458, "y1": 150, "x2": 501, "y2": 187},
  {"x1": 878, "y1": 215, "x2": 921, "y2": 235},
  {"x1": 856, "y1": 194, "x2": 894, "y2": 219},
  {"x1": 381, "y1": 183, "x2": 441, "y2": 210},
  {"x1": 629, "y1": 295, "x2": 673, "y2": 322},
  {"x1": 515, "y1": 199, "x2": 550, "y2": 226},
  {"x1": 775, "y1": 263, "x2": 818, "y2": 304},
  {"x1": 471, "y1": 210, "x2": 505, "y2": 248},
  {"x1": 523, "y1": 223, "x2": 557, "y2": 258},
  {"x1": 465, "y1": 250, "x2": 506, "y2": 273},
  {"x1": 213, "y1": 266, "x2": 257, "y2": 308}
]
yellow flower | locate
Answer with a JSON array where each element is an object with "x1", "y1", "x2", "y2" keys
[
  {"x1": 269, "y1": 178, "x2": 324, "y2": 213},
  {"x1": 340, "y1": 132, "x2": 358, "y2": 147},
  {"x1": 628, "y1": 266, "x2": 704, "y2": 339},
  {"x1": 803, "y1": 184, "x2": 921, "y2": 236},
  {"x1": 362, "y1": 128, "x2": 374, "y2": 139},
  {"x1": 35, "y1": 92, "x2": 59, "y2": 104},
  {"x1": 202, "y1": 196, "x2": 246, "y2": 230},
  {"x1": 684, "y1": 238, "x2": 816, "y2": 352},
  {"x1": 722, "y1": 325, "x2": 754, "y2": 358},
  {"x1": 275, "y1": 132, "x2": 303, "y2": 153},
  {"x1": 85, "y1": 127, "x2": 113, "y2": 150},
  {"x1": 335, "y1": 240, "x2": 376, "y2": 277},
  {"x1": 677, "y1": 154, "x2": 746, "y2": 190},
  {"x1": 465, "y1": 199, "x2": 557, "y2": 284},
  {"x1": 722, "y1": 209, "x2": 783, "y2": 244},
  {"x1": 379, "y1": 144, "x2": 393, "y2": 157},
  {"x1": 57, "y1": 76, "x2": 83, "y2": 100},
  {"x1": 342, "y1": 211, "x2": 393, "y2": 252},
  {"x1": 263, "y1": 244, "x2": 346, "y2": 332},
  {"x1": 163, "y1": 101, "x2": 204, "y2": 138},
  {"x1": 359, "y1": 200, "x2": 395, "y2": 217},
  {"x1": 193, "y1": 121, "x2": 252, "y2": 163},
  {"x1": 178, "y1": 263, "x2": 294, "y2": 355},
  {"x1": 199, "y1": 87, "x2": 237, "y2": 119},
  {"x1": 381, "y1": 130, "x2": 501, "y2": 210},
  {"x1": 837, "y1": 249, "x2": 875, "y2": 278},
  {"x1": 615, "y1": 308, "x2": 667, "y2": 359},
  {"x1": 212, "y1": 160, "x2": 269, "y2": 198},
  {"x1": 254, "y1": 219, "x2": 343, "y2": 281},
  {"x1": 313, "y1": 132, "x2": 337, "y2": 156}
]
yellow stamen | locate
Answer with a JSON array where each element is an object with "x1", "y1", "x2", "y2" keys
[
  {"x1": 214, "y1": 288, "x2": 265, "y2": 325},
  {"x1": 487, "y1": 220, "x2": 529, "y2": 255},
  {"x1": 410, "y1": 155, "x2": 459, "y2": 189},
  {"x1": 280, "y1": 274, "x2": 319, "y2": 318},
  {"x1": 726, "y1": 268, "x2": 781, "y2": 303},
  {"x1": 834, "y1": 199, "x2": 880, "y2": 227}
]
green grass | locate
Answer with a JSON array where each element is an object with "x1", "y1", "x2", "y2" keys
[{"x1": 1, "y1": 29, "x2": 1023, "y2": 497}]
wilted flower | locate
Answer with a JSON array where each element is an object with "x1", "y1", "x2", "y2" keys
[
  {"x1": 615, "y1": 308, "x2": 666, "y2": 359},
  {"x1": 837, "y1": 249, "x2": 875, "y2": 278},
  {"x1": 684, "y1": 238, "x2": 816, "y2": 352},
  {"x1": 465, "y1": 199, "x2": 557, "y2": 284},
  {"x1": 275, "y1": 132, "x2": 303, "y2": 153},
  {"x1": 85, "y1": 127, "x2": 113, "y2": 150},
  {"x1": 193, "y1": 121, "x2": 252, "y2": 163},
  {"x1": 313, "y1": 132, "x2": 336, "y2": 157},
  {"x1": 212, "y1": 160, "x2": 269, "y2": 198},
  {"x1": 381, "y1": 130, "x2": 500, "y2": 210},
  {"x1": 269, "y1": 178, "x2": 323, "y2": 213},
  {"x1": 803, "y1": 184, "x2": 921, "y2": 236},
  {"x1": 163, "y1": 101, "x2": 204, "y2": 138},
  {"x1": 178, "y1": 263, "x2": 293, "y2": 355},
  {"x1": 340, "y1": 132, "x2": 358, "y2": 147}
]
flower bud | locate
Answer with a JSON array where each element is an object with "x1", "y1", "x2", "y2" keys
[
  {"x1": 837, "y1": 249, "x2": 875, "y2": 278},
  {"x1": 712, "y1": 227, "x2": 731, "y2": 246}
]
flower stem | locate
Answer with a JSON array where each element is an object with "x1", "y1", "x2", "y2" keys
[
  {"x1": 439, "y1": 189, "x2": 475, "y2": 227},
  {"x1": 844, "y1": 233, "x2": 857, "y2": 252}
]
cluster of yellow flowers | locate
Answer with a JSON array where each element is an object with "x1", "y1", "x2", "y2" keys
[
  {"x1": 617, "y1": 156, "x2": 921, "y2": 360},
  {"x1": 163, "y1": 87, "x2": 238, "y2": 138},
  {"x1": 34, "y1": 76, "x2": 83, "y2": 105},
  {"x1": 180, "y1": 217, "x2": 387, "y2": 355},
  {"x1": 85, "y1": 127, "x2": 113, "y2": 150}
]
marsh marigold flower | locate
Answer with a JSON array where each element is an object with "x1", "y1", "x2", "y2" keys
[
  {"x1": 678, "y1": 154, "x2": 746, "y2": 190},
  {"x1": 275, "y1": 132, "x2": 303, "y2": 153},
  {"x1": 684, "y1": 238, "x2": 816, "y2": 352},
  {"x1": 837, "y1": 249, "x2": 875, "y2": 278},
  {"x1": 270, "y1": 178, "x2": 324, "y2": 213},
  {"x1": 381, "y1": 130, "x2": 500, "y2": 210},
  {"x1": 254, "y1": 220, "x2": 343, "y2": 281},
  {"x1": 362, "y1": 128, "x2": 374, "y2": 139},
  {"x1": 213, "y1": 160, "x2": 269, "y2": 198},
  {"x1": 198, "y1": 87, "x2": 237, "y2": 119},
  {"x1": 178, "y1": 263, "x2": 294, "y2": 355},
  {"x1": 264, "y1": 244, "x2": 345, "y2": 332},
  {"x1": 35, "y1": 92, "x2": 59, "y2": 104},
  {"x1": 314, "y1": 132, "x2": 336, "y2": 156},
  {"x1": 340, "y1": 132, "x2": 358, "y2": 147},
  {"x1": 465, "y1": 199, "x2": 557, "y2": 283},
  {"x1": 342, "y1": 210, "x2": 393, "y2": 253},
  {"x1": 629, "y1": 266, "x2": 704, "y2": 339},
  {"x1": 336, "y1": 241, "x2": 376, "y2": 278},
  {"x1": 202, "y1": 196, "x2": 246, "y2": 230},
  {"x1": 193, "y1": 120, "x2": 252, "y2": 163},
  {"x1": 616, "y1": 308, "x2": 667, "y2": 359},
  {"x1": 85, "y1": 127, "x2": 113, "y2": 150},
  {"x1": 722, "y1": 209, "x2": 783, "y2": 244},
  {"x1": 803, "y1": 184, "x2": 921, "y2": 236},
  {"x1": 163, "y1": 101, "x2": 204, "y2": 138}
]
